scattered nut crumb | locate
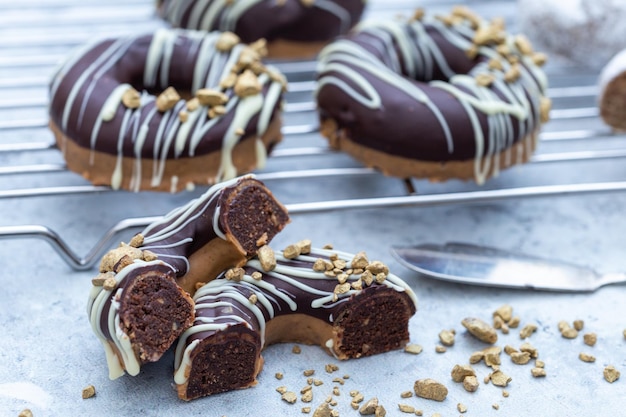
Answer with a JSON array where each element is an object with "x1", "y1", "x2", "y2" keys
[
  {"x1": 435, "y1": 345, "x2": 447, "y2": 353},
  {"x1": 583, "y1": 332, "x2": 597, "y2": 346},
  {"x1": 604, "y1": 365, "x2": 620, "y2": 383},
  {"x1": 275, "y1": 372, "x2": 283, "y2": 380},
  {"x1": 558, "y1": 321, "x2": 579, "y2": 339},
  {"x1": 359, "y1": 397, "x2": 379, "y2": 415},
  {"x1": 493, "y1": 304, "x2": 513, "y2": 322},
  {"x1": 462, "y1": 317, "x2": 498, "y2": 343},
  {"x1": 282, "y1": 391, "x2": 298, "y2": 404},
  {"x1": 519, "y1": 323, "x2": 538, "y2": 339},
  {"x1": 502, "y1": 390, "x2": 509, "y2": 397},
  {"x1": 283, "y1": 244, "x2": 301, "y2": 259},
  {"x1": 504, "y1": 345, "x2": 517, "y2": 355},
  {"x1": 400, "y1": 391, "x2": 413, "y2": 398},
  {"x1": 18, "y1": 410, "x2": 33, "y2": 417},
  {"x1": 303, "y1": 369, "x2": 315, "y2": 377},
  {"x1": 404, "y1": 344, "x2": 423, "y2": 355},
  {"x1": 292, "y1": 345, "x2": 302, "y2": 354},
  {"x1": 535, "y1": 360, "x2": 545, "y2": 368},
  {"x1": 225, "y1": 267, "x2": 245, "y2": 281},
  {"x1": 313, "y1": 402, "x2": 332, "y2": 417},
  {"x1": 520, "y1": 342, "x2": 538, "y2": 358},
  {"x1": 276, "y1": 386, "x2": 288, "y2": 394},
  {"x1": 508, "y1": 316, "x2": 521, "y2": 328},
  {"x1": 531, "y1": 367, "x2": 546, "y2": 377},
  {"x1": 325, "y1": 363, "x2": 339, "y2": 373},
  {"x1": 302, "y1": 406, "x2": 311, "y2": 414},
  {"x1": 414, "y1": 378, "x2": 448, "y2": 401},
  {"x1": 489, "y1": 370, "x2": 512, "y2": 387},
  {"x1": 81, "y1": 384, "x2": 95, "y2": 399},
  {"x1": 463, "y1": 375, "x2": 480, "y2": 392},
  {"x1": 457, "y1": 403, "x2": 468, "y2": 413},
  {"x1": 451, "y1": 364, "x2": 476, "y2": 382},
  {"x1": 398, "y1": 404, "x2": 415, "y2": 413},
  {"x1": 439, "y1": 329, "x2": 456, "y2": 346},
  {"x1": 493, "y1": 403, "x2": 500, "y2": 410},
  {"x1": 573, "y1": 320, "x2": 584, "y2": 331},
  {"x1": 579, "y1": 352, "x2": 596, "y2": 363},
  {"x1": 510, "y1": 351, "x2": 531, "y2": 365}
]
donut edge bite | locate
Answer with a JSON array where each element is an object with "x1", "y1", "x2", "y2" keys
[
  {"x1": 155, "y1": 0, "x2": 367, "y2": 59},
  {"x1": 49, "y1": 29, "x2": 287, "y2": 193},
  {"x1": 87, "y1": 175, "x2": 290, "y2": 379},
  {"x1": 315, "y1": 7, "x2": 551, "y2": 185},
  {"x1": 173, "y1": 246, "x2": 418, "y2": 401}
]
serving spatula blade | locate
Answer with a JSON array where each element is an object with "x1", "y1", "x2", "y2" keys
[{"x1": 390, "y1": 242, "x2": 625, "y2": 292}]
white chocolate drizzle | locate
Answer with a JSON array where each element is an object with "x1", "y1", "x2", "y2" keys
[
  {"x1": 173, "y1": 247, "x2": 418, "y2": 385},
  {"x1": 315, "y1": 12, "x2": 549, "y2": 184},
  {"x1": 49, "y1": 29, "x2": 284, "y2": 191}
]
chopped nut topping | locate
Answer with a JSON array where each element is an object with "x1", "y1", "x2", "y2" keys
[
  {"x1": 473, "y1": 25, "x2": 505, "y2": 46},
  {"x1": 216, "y1": 31, "x2": 240, "y2": 52},
  {"x1": 258, "y1": 245, "x2": 276, "y2": 271},
  {"x1": 102, "y1": 276, "x2": 117, "y2": 291},
  {"x1": 514, "y1": 34, "x2": 533, "y2": 55},
  {"x1": 604, "y1": 365, "x2": 620, "y2": 383},
  {"x1": 439, "y1": 329, "x2": 456, "y2": 346},
  {"x1": 351, "y1": 251, "x2": 369, "y2": 269},
  {"x1": 532, "y1": 52, "x2": 548, "y2": 66},
  {"x1": 462, "y1": 317, "x2": 498, "y2": 344},
  {"x1": 296, "y1": 239, "x2": 312, "y2": 254},
  {"x1": 99, "y1": 244, "x2": 143, "y2": 273},
  {"x1": 465, "y1": 44, "x2": 479, "y2": 60},
  {"x1": 579, "y1": 352, "x2": 596, "y2": 363},
  {"x1": 476, "y1": 73, "x2": 495, "y2": 87},
  {"x1": 488, "y1": 57, "x2": 504, "y2": 71},
  {"x1": 504, "y1": 64, "x2": 521, "y2": 82},
  {"x1": 531, "y1": 367, "x2": 546, "y2": 378},
  {"x1": 248, "y1": 294, "x2": 258, "y2": 304},
  {"x1": 185, "y1": 97, "x2": 200, "y2": 112},
  {"x1": 283, "y1": 244, "x2": 301, "y2": 259},
  {"x1": 361, "y1": 270, "x2": 374, "y2": 286},
  {"x1": 220, "y1": 72, "x2": 237, "y2": 89},
  {"x1": 91, "y1": 271, "x2": 114, "y2": 287},
  {"x1": 451, "y1": 5, "x2": 480, "y2": 28},
  {"x1": 122, "y1": 87, "x2": 141, "y2": 109},
  {"x1": 225, "y1": 267, "x2": 245, "y2": 281},
  {"x1": 404, "y1": 344, "x2": 423, "y2": 355},
  {"x1": 366, "y1": 260, "x2": 388, "y2": 275},
  {"x1": 178, "y1": 110, "x2": 188, "y2": 123},
  {"x1": 128, "y1": 233, "x2": 144, "y2": 248},
  {"x1": 251, "y1": 271, "x2": 262, "y2": 280},
  {"x1": 540, "y1": 96, "x2": 552, "y2": 123},
  {"x1": 234, "y1": 69, "x2": 262, "y2": 97},
  {"x1": 196, "y1": 88, "x2": 228, "y2": 107},
  {"x1": 583, "y1": 332, "x2": 597, "y2": 346},
  {"x1": 82, "y1": 384, "x2": 96, "y2": 399},
  {"x1": 411, "y1": 8, "x2": 425, "y2": 21},
  {"x1": 207, "y1": 104, "x2": 226, "y2": 119},
  {"x1": 334, "y1": 282, "x2": 351, "y2": 296},
  {"x1": 451, "y1": 364, "x2": 476, "y2": 382},
  {"x1": 414, "y1": 378, "x2": 448, "y2": 401},
  {"x1": 351, "y1": 279, "x2": 363, "y2": 290},
  {"x1": 156, "y1": 86, "x2": 181, "y2": 112}
]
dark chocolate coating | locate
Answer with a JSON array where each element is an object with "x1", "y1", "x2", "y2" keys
[
  {"x1": 157, "y1": 0, "x2": 366, "y2": 43},
  {"x1": 315, "y1": 11, "x2": 549, "y2": 163}
]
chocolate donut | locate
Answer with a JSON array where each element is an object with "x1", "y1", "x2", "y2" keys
[
  {"x1": 49, "y1": 29, "x2": 287, "y2": 192},
  {"x1": 157, "y1": 0, "x2": 366, "y2": 59},
  {"x1": 173, "y1": 244, "x2": 417, "y2": 400},
  {"x1": 315, "y1": 7, "x2": 551, "y2": 184},
  {"x1": 88, "y1": 175, "x2": 290, "y2": 379}
]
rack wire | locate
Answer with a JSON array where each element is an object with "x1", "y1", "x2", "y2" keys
[{"x1": 2, "y1": 0, "x2": 626, "y2": 270}]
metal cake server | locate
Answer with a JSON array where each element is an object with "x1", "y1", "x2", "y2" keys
[{"x1": 390, "y1": 242, "x2": 626, "y2": 292}]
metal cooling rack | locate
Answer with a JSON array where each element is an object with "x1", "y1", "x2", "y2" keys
[{"x1": 2, "y1": 0, "x2": 626, "y2": 270}]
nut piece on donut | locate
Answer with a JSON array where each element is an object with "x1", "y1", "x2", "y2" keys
[
  {"x1": 87, "y1": 175, "x2": 290, "y2": 379},
  {"x1": 49, "y1": 29, "x2": 286, "y2": 192},
  {"x1": 156, "y1": 0, "x2": 367, "y2": 59},
  {"x1": 315, "y1": 7, "x2": 550, "y2": 185},
  {"x1": 173, "y1": 245, "x2": 418, "y2": 400}
]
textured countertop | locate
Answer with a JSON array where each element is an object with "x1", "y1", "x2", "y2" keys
[{"x1": 1, "y1": 0, "x2": 625, "y2": 416}]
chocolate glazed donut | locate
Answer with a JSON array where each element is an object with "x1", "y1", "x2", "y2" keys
[
  {"x1": 315, "y1": 7, "x2": 551, "y2": 184},
  {"x1": 157, "y1": 0, "x2": 367, "y2": 59},
  {"x1": 49, "y1": 29, "x2": 287, "y2": 192},
  {"x1": 87, "y1": 175, "x2": 290, "y2": 379},
  {"x1": 173, "y1": 245, "x2": 417, "y2": 400}
]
